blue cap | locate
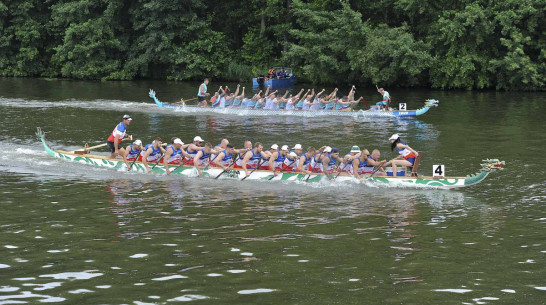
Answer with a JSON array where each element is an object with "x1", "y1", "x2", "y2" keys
[{"x1": 331, "y1": 148, "x2": 339, "y2": 153}]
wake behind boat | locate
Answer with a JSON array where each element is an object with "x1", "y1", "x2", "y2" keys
[
  {"x1": 37, "y1": 128, "x2": 504, "y2": 189},
  {"x1": 148, "y1": 90, "x2": 439, "y2": 118}
]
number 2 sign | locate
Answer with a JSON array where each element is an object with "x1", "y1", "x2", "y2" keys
[{"x1": 399, "y1": 103, "x2": 407, "y2": 110}]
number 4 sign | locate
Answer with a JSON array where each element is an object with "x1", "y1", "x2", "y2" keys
[
  {"x1": 433, "y1": 165, "x2": 445, "y2": 177},
  {"x1": 399, "y1": 103, "x2": 407, "y2": 110}
]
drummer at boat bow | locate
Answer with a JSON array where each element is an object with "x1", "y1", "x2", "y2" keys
[
  {"x1": 107, "y1": 114, "x2": 132, "y2": 158},
  {"x1": 389, "y1": 134, "x2": 418, "y2": 174},
  {"x1": 163, "y1": 138, "x2": 190, "y2": 175},
  {"x1": 140, "y1": 137, "x2": 167, "y2": 172}
]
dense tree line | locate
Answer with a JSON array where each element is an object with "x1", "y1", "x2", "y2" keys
[{"x1": 0, "y1": 0, "x2": 544, "y2": 90}]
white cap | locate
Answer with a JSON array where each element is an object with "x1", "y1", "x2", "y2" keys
[
  {"x1": 133, "y1": 139, "x2": 142, "y2": 146},
  {"x1": 324, "y1": 146, "x2": 332, "y2": 153},
  {"x1": 350, "y1": 145, "x2": 361, "y2": 153},
  {"x1": 173, "y1": 138, "x2": 184, "y2": 145},
  {"x1": 289, "y1": 152, "x2": 298, "y2": 158},
  {"x1": 292, "y1": 144, "x2": 302, "y2": 150},
  {"x1": 123, "y1": 114, "x2": 132, "y2": 121},
  {"x1": 281, "y1": 145, "x2": 289, "y2": 151},
  {"x1": 271, "y1": 144, "x2": 279, "y2": 150},
  {"x1": 389, "y1": 134, "x2": 400, "y2": 141},
  {"x1": 194, "y1": 136, "x2": 204, "y2": 142}
]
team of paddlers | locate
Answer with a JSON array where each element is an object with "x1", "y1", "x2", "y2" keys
[
  {"x1": 195, "y1": 79, "x2": 392, "y2": 111},
  {"x1": 106, "y1": 114, "x2": 419, "y2": 179}
]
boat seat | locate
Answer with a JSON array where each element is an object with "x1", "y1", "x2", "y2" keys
[{"x1": 409, "y1": 151, "x2": 423, "y2": 177}]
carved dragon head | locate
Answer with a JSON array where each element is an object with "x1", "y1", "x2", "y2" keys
[
  {"x1": 481, "y1": 159, "x2": 505, "y2": 171},
  {"x1": 425, "y1": 99, "x2": 439, "y2": 107}
]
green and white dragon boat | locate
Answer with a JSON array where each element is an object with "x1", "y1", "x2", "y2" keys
[
  {"x1": 149, "y1": 90, "x2": 439, "y2": 118},
  {"x1": 37, "y1": 128, "x2": 504, "y2": 189}
]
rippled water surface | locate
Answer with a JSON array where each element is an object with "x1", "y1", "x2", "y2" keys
[{"x1": 0, "y1": 78, "x2": 545, "y2": 304}]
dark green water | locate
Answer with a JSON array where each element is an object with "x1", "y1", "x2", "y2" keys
[{"x1": 0, "y1": 78, "x2": 545, "y2": 304}]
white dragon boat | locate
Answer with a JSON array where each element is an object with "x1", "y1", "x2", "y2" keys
[
  {"x1": 148, "y1": 90, "x2": 439, "y2": 118},
  {"x1": 37, "y1": 128, "x2": 504, "y2": 189}
]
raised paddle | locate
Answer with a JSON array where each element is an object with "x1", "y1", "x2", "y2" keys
[
  {"x1": 214, "y1": 154, "x2": 240, "y2": 180},
  {"x1": 241, "y1": 157, "x2": 264, "y2": 181},
  {"x1": 268, "y1": 160, "x2": 296, "y2": 180}
]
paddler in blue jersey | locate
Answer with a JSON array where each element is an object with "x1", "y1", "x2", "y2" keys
[{"x1": 197, "y1": 78, "x2": 210, "y2": 107}]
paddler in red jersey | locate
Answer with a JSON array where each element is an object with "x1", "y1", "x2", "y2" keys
[{"x1": 107, "y1": 114, "x2": 132, "y2": 158}]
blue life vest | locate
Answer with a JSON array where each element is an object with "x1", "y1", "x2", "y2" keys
[{"x1": 198, "y1": 83, "x2": 207, "y2": 97}]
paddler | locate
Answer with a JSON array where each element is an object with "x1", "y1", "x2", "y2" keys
[
  {"x1": 296, "y1": 146, "x2": 316, "y2": 174},
  {"x1": 123, "y1": 139, "x2": 143, "y2": 170},
  {"x1": 389, "y1": 134, "x2": 419, "y2": 175},
  {"x1": 140, "y1": 137, "x2": 166, "y2": 173},
  {"x1": 320, "y1": 147, "x2": 343, "y2": 180},
  {"x1": 350, "y1": 148, "x2": 387, "y2": 178},
  {"x1": 258, "y1": 144, "x2": 278, "y2": 169},
  {"x1": 376, "y1": 87, "x2": 391, "y2": 110},
  {"x1": 197, "y1": 78, "x2": 210, "y2": 107},
  {"x1": 235, "y1": 142, "x2": 270, "y2": 177},
  {"x1": 213, "y1": 144, "x2": 236, "y2": 170},
  {"x1": 163, "y1": 138, "x2": 190, "y2": 175},
  {"x1": 107, "y1": 114, "x2": 132, "y2": 159},
  {"x1": 194, "y1": 142, "x2": 221, "y2": 176},
  {"x1": 268, "y1": 145, "x2": 290, "y2": 173},
  {"x1": 182, "y1": 136, "x2": 205, "y2": 166}
]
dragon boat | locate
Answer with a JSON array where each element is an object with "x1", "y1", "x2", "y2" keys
[
  {"x1": 148, "y1": 90, "x2": 439, "y2": 118},
  {"x1": 37, "y1": 128, "x2": 504, "y2": 189}
]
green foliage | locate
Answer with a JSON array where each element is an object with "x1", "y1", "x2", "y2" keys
[
  {"x1": 0, "y1": 0, "x2": 542, "y2": 90},
  {"x1": 284, "y1": 0, "x2": 366, "y2": 84},
  {"x1": 349, "y1": 24, "x2": 432, "y2": 86}
]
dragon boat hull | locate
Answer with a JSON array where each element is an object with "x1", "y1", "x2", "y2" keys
[
  {"x1": 149, "y1": 90, "x2": 439, "y2": 118},
  {"x1": 37, "y1": 130, "x2": 502, "y2": 190}
]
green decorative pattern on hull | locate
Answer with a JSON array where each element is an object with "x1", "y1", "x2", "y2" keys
[{"x1": 36, "y1": 128, "x2": 504, "y2": 190}]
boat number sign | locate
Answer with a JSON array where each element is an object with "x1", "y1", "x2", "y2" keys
[
  {"x1": 399, "y1": 103, "x2": 407, "y2": 110},
  {"x1": 433, "y1": 165, "x2": 445, "y2": 177}
]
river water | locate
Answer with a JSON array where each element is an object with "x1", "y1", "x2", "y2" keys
[{"x1": 0, "y1": 78, "x2": 545, "y2": 304}]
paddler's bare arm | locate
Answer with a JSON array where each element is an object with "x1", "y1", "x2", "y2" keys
[
  {"x1": 163, "y1": 147, "x2": 173, "y2": 175},
  {"x1": 143, "y1": 147, "x2": 153, "y2": 172},
  {"x1": 213, "y1": 152, "x2": 228, "y2": 170},
  {"x1": 241, "y1": 151, "x2": 252, "y2": 176},
  {"x1": 194, "y1": 150, "x2": 204, "y2": 176}
]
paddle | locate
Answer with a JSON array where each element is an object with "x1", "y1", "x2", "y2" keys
[
  {"x1": 241, "y1": 157, "x2": 264, "y2": 181},
  {"x1": 214, "y1": 154, "x2": 240, "y2": 180},
  {"x1": 268, "y1": 160, "x2": 296, "y2": 180},
  {"x1": 150, "y1": 153, "x2": 165, "y2": 171},
  {"x1": 176, "y1": 97, "x2": 198, "y2": 105},
  {"x1": 127, "y1": 151, "x2": 141, "y2": 171},
  {"x1": 168, "y1": 156, "x2": 195, "y2": 175},
  {"x1": 76, "y1": 135, "x2": 132, "y2": 155},
  {"x1": 306, "y1": 153, "x2": 325, "y2": 182},
  {"x1": 368, "y1": 161, "x2": 386, "y2": 178},
  {"x1": 333, "y1": 161, "x2": 350, "y2": 180}
]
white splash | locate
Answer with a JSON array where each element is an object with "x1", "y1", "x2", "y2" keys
[
  {"x1": 238, "y1": 288, "x2": 277, "y2": 295},
  {"x1": 129, "y1": 253, "x2": 148, "y2": 258},
  {"x1": 151, "y1": 275, "x2": 188, "y2": 281}
]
